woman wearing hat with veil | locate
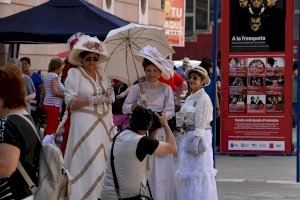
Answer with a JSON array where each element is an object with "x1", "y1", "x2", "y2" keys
[
  {"x1": 175, "y1": 67, "x2": 218, "y2": 200},
  {"x1": 64, "y1": 35, "x2": 115, "y2": 199},
  {"x1": 122, "y1": 45, "x2": 178, "y2": 200}
]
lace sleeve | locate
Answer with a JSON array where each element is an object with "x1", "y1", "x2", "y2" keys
[{"x1": 194, "y1": 95, "x2": 212, "y2": 137}]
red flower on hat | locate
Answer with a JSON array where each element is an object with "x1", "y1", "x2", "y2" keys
[{"x1": 83, "y1": 41, "x2": 104, "y2": 53}]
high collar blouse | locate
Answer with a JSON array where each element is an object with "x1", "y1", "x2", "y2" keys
[
  {"x1": 122, "y1": 81, "x2": 175, "y2": 120},
  {"x1": 180, "y1": 88, "x2": 213, "y2": 137}
]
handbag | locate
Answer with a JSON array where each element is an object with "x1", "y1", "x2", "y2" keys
[
  {"x1": 111, "y1": 133, "x2": 153, "y2": 200},
  {"x1": 185, "y1": 136, "x2": 207, "y2": 155}
]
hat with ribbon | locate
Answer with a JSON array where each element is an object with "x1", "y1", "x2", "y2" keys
[
  {"x1": 185, "y1": 66, "x2": 211, "y2": 86},
  {"x1": 57, "y1": 32, "x2": 85, "y2": 58},
  {"x1": 68, "y1": 35, "x2": 109, "y2": 65},
  {"x1": 135, "y1": 45, "x2": 173, "y2": 80}
]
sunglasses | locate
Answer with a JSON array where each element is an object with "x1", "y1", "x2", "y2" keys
[
  {"x1": 187, "y1": 76, "x2": 201, "y2": 81},
  {"x1": 85, "y1": 57, "x2": 99, "y2": 62}
]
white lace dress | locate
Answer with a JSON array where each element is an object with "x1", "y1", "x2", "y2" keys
[{"x1": 175, "y1": 88, "x2": 218, "y2": 200}]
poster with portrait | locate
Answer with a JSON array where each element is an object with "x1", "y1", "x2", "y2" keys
[
  {"x1": 221, "y1": 0, "x2": 293, "y2": 154},
  {"x1": 221, "y1": 55, "x2": 291, "y2": 153},
  {"x1": 230, "y1": 0, "x2": 285, "y2": 52}
]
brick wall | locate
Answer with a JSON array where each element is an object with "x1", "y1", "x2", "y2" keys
[{"x1": 172, "y1": 23, "x2": 221, "y2": 61}]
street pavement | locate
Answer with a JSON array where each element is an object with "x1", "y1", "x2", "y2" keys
[
  {"x1": 215, "y1": 155, "x2": 300, "y2": 200},
  {"x1": 174, "y1": 128, "x2": 300, "y2": 200}
]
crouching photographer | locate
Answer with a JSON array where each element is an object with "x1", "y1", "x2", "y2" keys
[{"x1": 100, "y1": 106, "x2": 177, "y2": 200}]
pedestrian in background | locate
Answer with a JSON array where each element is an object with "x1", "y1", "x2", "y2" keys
[
  {"x1": 123, "y1": 45, "x2": 178, "y2": 200},
  {"x1": 20, "y1": 57, "x2": 45, "y2": 126},
  {"x1": 293, "y1": 61, "x2": 298, "y2": 128},
  {"x1": 7, "y1": 58, "x2": 36, "y2": 114},
  {"x1": 0, "y1": 67, "x2": 41, "y2": 200},
  {"x1": 43, "y1": 58, "x2": 64, "y2": 135},
  {"x1": 176, "y1": 67, "x2": 218, "y2": 200},
  {"x1": 159, "y1": 70, "x2": 188, "y2": 131},
  {"x1": 177, "y1": 57, "x2": 191, "y2": 77},
  {"x1": 64, "y1": 34, "x2": 115, "y2": 199},
  {"x1": 200, "y1": 56, "x2": 221, "y2": 150}
]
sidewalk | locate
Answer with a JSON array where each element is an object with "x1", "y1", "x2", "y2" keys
[{"x1": 215, "y1": 155, "x2": 300, "y2": 200}]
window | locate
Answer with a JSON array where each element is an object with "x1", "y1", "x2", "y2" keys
[
  {"x1": 141, "y1": 0, "x2": 146, "y2": 15},
  {"x1": 196, "y1": 1, "x2": 209, "y2": 30},
  {"x1": 103, "y1": 0, "x2": 114, "y2": 14},
  {"x1": 186, "y1": 0, "x2": 194, "y2": 13},
  {"x1": 161, "y1": 0, "x2": 165, "y2": 9},
  {"x1": 185, "y1": 16, "x2": 194, "y2": 38},
  {"x1": 139, "y1": 0, "x2": 148, "y2": 25},
  {"x1": 105, "y1": 0, "x2": 111, "y2": 9}
]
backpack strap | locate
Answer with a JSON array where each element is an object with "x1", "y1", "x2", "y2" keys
[
  {"x1": 17, "y1": 162, "x2": 38, "y2": 193},
  {"x1": 13, "y1": 114, "x2": 42, "y2": 143},
  {"x1": 8, "y1": 114, "x2": 40, "y2": 194},
  {"x1": 110, "y1": 132, "x2": 122, "y2": 200}
]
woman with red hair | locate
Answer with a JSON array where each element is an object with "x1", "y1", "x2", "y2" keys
[{"x1": 0, "y1": 67, "x2": 41, "y2": 200}]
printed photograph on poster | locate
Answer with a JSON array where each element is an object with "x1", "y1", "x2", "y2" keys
[
  {"x1": 266, "y1": 57, "x2": 285, "y2": 76},
  {"x1": 229, "y1": 57, "x2": 247, "y2": 76},
  {"x1": 266, "y1": 94, "x2": 284, "y2": 112},
  {"x1": 247, "y1": 58, "x2": 266, "y2": 76},
  {"x1": 266, "y1": 76, "x2": 284, "y2": 87},
  {"x1": 230, "y1": 0, "x2": 285, "y2": 52},
  {"x1": 248, "y1": 76, "x2": 264, "y2": 88},
  {"x1": 229, "y1": 94, "x2": 246, "y2": 113},
  {"x1": 247, "y1": 94, "x2": 266, "y2": 113},
  {"x1": 229, "y1": 76, "x2": 247, "y2": 87}
]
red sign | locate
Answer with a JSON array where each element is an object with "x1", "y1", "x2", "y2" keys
[
  {"x1": 164, "y1": 0, "x2": 185, "y2": 47},
  {"x1": 220, "y1": 0, "x2": 294, "y2": 154}
]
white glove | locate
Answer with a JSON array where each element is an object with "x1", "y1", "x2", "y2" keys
[
  {"x1": 105, "y1": 87, "x2": 115, "y2": 104},
  {"x1": 189, "y1": 136, "x2": 206, "y2": 155},
  {"x1": 43, "y1": 134, "x2": 56, "y2": 145}
]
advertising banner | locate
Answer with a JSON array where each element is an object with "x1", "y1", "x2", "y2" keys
[
  {"x1": 164, "y1": 0, "x2": 185, "y2": 47},
  {"x1": 221, "y1": 0, "x2": 294, "y2": 154}
]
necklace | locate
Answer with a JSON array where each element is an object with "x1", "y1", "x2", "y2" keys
[{"x1": 146, "y1": 80, "x2": 160, "y2": 88}]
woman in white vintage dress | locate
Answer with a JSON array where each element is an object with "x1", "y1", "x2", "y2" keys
[
  {"x1": 176, "y1": 66, "x2": 218, "y2": 200},
  {"x1": 122, "y1": 45, "x2": 178, "y2": 200},
  {"x1": 64, "y1": 35, "x2": 115, "y2": 200}
]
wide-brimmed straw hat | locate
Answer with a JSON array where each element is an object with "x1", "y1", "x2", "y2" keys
[
  {"x1": 135, "y1": 45, "x2": 173, "y2": 80},
  {"x1": 68, "y1": 35, "x2": 109, "y2": 66},
  {"x1": 185, "y1": 66, "x2": 211, "y2": 86}
]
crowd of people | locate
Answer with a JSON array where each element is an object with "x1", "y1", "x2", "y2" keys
[{"x1": 0, "y1": 33, "x2": 219, "y2": 200}]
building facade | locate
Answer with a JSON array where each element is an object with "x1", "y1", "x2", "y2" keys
[{"x1": 0, "y1": 0, "x2": 166, "y2": 71}]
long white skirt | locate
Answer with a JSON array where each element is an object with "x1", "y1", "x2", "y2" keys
[
  {"x1": 176, "y1": 129, "x2": 218, "y2": 200},
  {"x1": 148, "y1": 129, "x2": 178, "y2": 200},
  {"x1": 64, "y1": 108, "x2": 115, "y2": 200}
]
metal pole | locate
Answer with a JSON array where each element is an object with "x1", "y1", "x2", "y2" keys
[
  {"x1": 296, "y1": 8, "x2": 300, "y2": 182},
  {"x1": 212, "y1": 0, "x2": 218, "y2": 166}
]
